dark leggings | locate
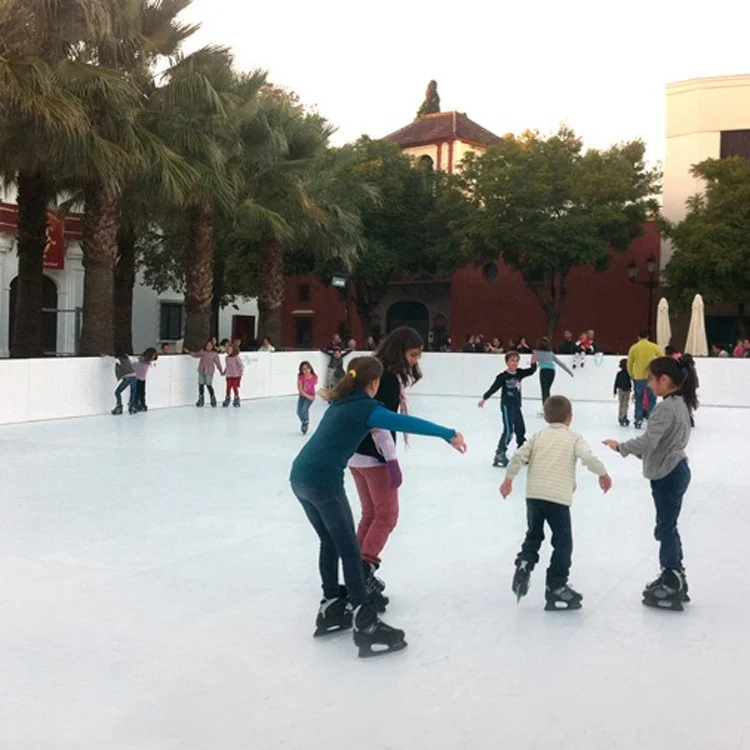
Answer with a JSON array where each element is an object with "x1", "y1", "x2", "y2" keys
[{"x1": 539, "y1": 368, "x2": 556, "y2": 403}]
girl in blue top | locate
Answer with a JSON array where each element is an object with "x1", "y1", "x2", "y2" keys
[
  {"x1": 533, "y1": 337, "x2": 574, "y2": 410},
  {"x1": 290, "y1": 356, "x2": 467, "y2": 658}
]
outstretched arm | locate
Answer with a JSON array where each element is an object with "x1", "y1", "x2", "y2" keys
[
  {"x1": 366, "y1": 406, "x2": 466, "y2": 453},
  {"x1": 553, "y1": 355, "x2": 574, "y2": 377}
]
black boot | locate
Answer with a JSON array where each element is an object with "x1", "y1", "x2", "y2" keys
[
  {"x1": 642, "y1": 569, "x2": 685, "y2": 611},
  {"x1": 111, "y1": 404, "x2": 123, "y2": 415},
  {"x1": 352, "y1": 602, "x2": 407, "y2": 658},
  {"x1": 512, "y1": 560, "x2": 531, "y2": 602},
  {"x1": 545, "y1": 584, "x2": 583, "y2": 611},
  {"x1": 208, "y1": 387, "x2": 217, "y2": 407},
  {"x1": 362, "y1": 560, "x2": 388, "y2": 612},
  {"x1": 313, "y1": 586, "x2": 352, "y2": 637},
  {"x1": 493, "y1": 450, "x2": 508, "y2": 468},
  {"x1": 222, "y1": 397, "x2": 231, "y2": 407}
]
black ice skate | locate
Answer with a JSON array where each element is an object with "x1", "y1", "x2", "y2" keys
[
  {"x1": 545, "y1": 584, "x2": 583, "y2": 611},
  {"x1": 313, "y1": 586, "x2": 352, "y2": 637},
  {"x1": 222, "y1": 397, "x2": 231, "y2": 407},
  {"x1": 362, "y1": 560, "x2": 389, "y2": 612},
  {"x1": 618, "y1": 416, "x2": 630, "y2": 427},
  {"x1": 644, "y1": 570, "x2": 689, "y2": 601},
  {"x1": 111, "y1": 404, "x2": 123, "y2": 415},
  {"x1": 196, "y1": 395, "x2": 204, "y2": 407},
  {"x1": 233, "y1": 397, "x2": 241, "y2": 407},
  {"x1": 301, "y1": 420, "x2": 309, "y2": 435},
  {"x1": 352, "y1": 603, "x2": 407, "y2": 658},
  {"x1": 128, "y1": 404, "x2": 138, "y2": 415},
  {"x1": 642, "y1": 569, "x2": 685, "y2": 611},
  {"x1": 210, "y1": 394, "x2": 217, "y2": 407},
  {"x1": 493, "y1": 451, "x2": 509, "y2": 468},
  {"x1": 634, "y1": 420, "x2": 643, "y2": 429},
  {"x1": 512, "y1": 560, "x2": 531, "y2": 602}
]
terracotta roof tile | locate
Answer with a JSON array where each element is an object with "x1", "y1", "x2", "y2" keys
[{"x1": 384, "y1": 111, "x2": 502, "y2": 148}]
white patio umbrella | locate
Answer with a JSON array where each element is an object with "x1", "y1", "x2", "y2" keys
[
  {"x1": 656, "y1": 297, "x2": 671, "y2": 350},
  {"x1": 684, "y1": 293, "x2": 708, "y2": 356}
]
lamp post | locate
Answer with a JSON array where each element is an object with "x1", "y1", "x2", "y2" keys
[
  {"x1": 627, "y1": 256, "x2": 658, "y2": 335},
  {"x1": 332, "y1": 270, "x2": 351, "y2": 340}
]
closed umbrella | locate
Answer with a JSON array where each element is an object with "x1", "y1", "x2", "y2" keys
[
  {"x1": 684, "y1": 294, "x2": 708, "y2": 356},
  {"x1": 656, "y1": 297, "x2": 671, "y2": 350}
]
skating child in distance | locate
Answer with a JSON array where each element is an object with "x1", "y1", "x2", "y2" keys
[
  {"x1": 614, "y1": 358, "x2": 632, "y2": 426},
  {"x1": 108, "y1": 351, "x2": 138, "y2": 415},
  {"x1": 296, "y1": 360, "x2": 318, "y2": 434},
  {"x1": 290, "y1": 356, "x2": 467, "y2": 658},
  {"x1": 533, "y1": 337, "x2": 574, "y2": 415},
  {"x1": 500, "y1": 395, "x2": 612, "y2": 610},
  {"x1": 350, "y1": 326, "x2": 424, "y2": 613},
  {"x1": 133, "y1": 348, "x2": 158, "y2": 412},
  {"x1": 478, "y1": 351, "x2": 537, "y2": 468},
  {"x1": 186, "y1": 339, "x2": 224, "y2": 407},
  {"x1": 222, "y1": 342, "x2": 244, "y2": 407},
  {"x1": 602, "y1": 356, "x2": 698, "y2": 611}
]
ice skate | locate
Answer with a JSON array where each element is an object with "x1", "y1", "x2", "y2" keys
[
  {"x1": 313, "y1": 586, "x2": 352, "y2": 637},
  {"x1": 352, "y1": 603, "x2": 407, "y2": 658},
  {"x1": 362, "y1": 560, "x2": 388, "y2": 612},
  {"x1": 196, "y1": 395, "x2": 204, "y2": 408},
  {"x1": 512, "y1": 560, "x2": 531, "y2": 602},
  {"x1": 111, "y1": 404, "x2": 123, "y2": 415},
  {"x1": 634, "y1": 420, "x2": 643, "y2": 429},
  {"x1": 210, "y1": 394, "x2": 217, "y2": 407},
  {"x1": 544, "y1": 584, "x2": 583, "y2": 611},
  {"x1": 363, "y1": 560, "x2": 386, "y2": 593},
  {"x1": 301, "y1": 420, "x2": 309, "y2": 435},
  {"x1": 618, "y1": 416, "x2": 630, "y2": 427},
  {"x1": 128, "y1": 404, "x2": 138, "y2": 415},
  {"x1": 222, "y1": 397, "x2": 231, "y2": 407},
  {"x1": 642, "y1": 569, "x2": 685, "y2": 611},
  {"x1": 233, "y1": 397, "x2": 241, "y2": 407},
  {"x1": 493, "y1": 450, "x2": 509, "y2": 468}
]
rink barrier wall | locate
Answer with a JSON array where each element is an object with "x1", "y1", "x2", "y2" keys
[{"x1": 0, "y1": 352, "x2": 747, "y2": 425}]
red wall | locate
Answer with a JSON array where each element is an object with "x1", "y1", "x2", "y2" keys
[{"x1": 282, "y1": 222, "x2": 661, "y2": 354}]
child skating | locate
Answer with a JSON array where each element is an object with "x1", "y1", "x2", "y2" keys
[
  {"x1": 223, "y1": 342, "x2": 244, "y2": 407},
  {"x1": 478, "y1": 351, "x2": 537, "y2": 467},
  {"x1": 290, "y1": 356, "x2": 466, "y2": 658},
  {"x1": 500, "y1": 396, "x2": 612, "y2": 610},
  {"x1": 296, "y1": 360, "x2": 318, "y2": 434},
  {"x1": 187, "y1": 339, "x2": 225, "y2": 407},
  {"x1": 133, "y1": 348, "x2": 158, "y2": 412},
  {"x1": 614, "y1": 358, "x2": 633, "y2": 426},
  {"x1": 603, "y1": 356, "x2": 697, "y2": 611},
  {"x1": 533, "y1": 337, "x2": 574, "y2": 414},
  {"x1": 109, "y1": 351, "x2": 137, "y2": 415}
]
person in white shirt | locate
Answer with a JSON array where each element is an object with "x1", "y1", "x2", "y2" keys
[
  {"x1": 259, "y1": 336, "x2": 275, "y2": 352},
  {"x1": 500, "y1": 395, "x2": 612, "y2": 611}
]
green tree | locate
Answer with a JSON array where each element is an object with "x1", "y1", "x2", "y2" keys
[
  {"x1": 456, "y1": 128, "x2": 661, "y2": 338},
  {"x1": 416, "y1": 80, "x2": 440, "y2": 119},
  {"x1": 662, "y1": 157, "x2": 750, "y2": 337},
  {"x1": 0, "y1": 0, "x2": 115, "y2": 357}
]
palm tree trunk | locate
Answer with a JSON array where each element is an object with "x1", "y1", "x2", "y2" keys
[
  {"x1": 258, "y1": 236, "x2": 284, "y2": 347},
  {"x1": 183, "y1": 201, "x2": 214, "y2": 352},
  {"x1": 11, "y1": 169, "x2": 48, "y2": 358},
  {"x1": 79, "y1": 182, "x2": 118, "y2": 356},
  {"x1": 114, "y1": 224, "x2": 137, "y2": 354}
]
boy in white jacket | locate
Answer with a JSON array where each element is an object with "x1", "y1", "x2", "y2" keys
[{"x1": 500, "y1": 395, "x2": 612, "y2": 610}]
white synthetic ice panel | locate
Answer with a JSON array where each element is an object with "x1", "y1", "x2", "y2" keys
[{"x1": 1, "y1": 397, "x2": 749, "y2": 750}]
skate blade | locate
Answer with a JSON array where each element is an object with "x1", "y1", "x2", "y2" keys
[
  {"x1": 544, "y1": 600, "x2": 582, "y2": 611},
  {"x1": 313, "y1": 622, "x2": 352, "y2": 638},
  {"x1": 642, "y1": 596, "x2": 683, "y2": 612},
  {"x1": 357, "y1": 640, "x2": 408, "y2": 659}
]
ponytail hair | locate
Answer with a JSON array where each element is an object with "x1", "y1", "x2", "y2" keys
[
  {"x1": 322, "y1": 356, "x2": 384, "y2": 402},
  {"x1": 648, "y1": 356, "x2": 699, "y2": 413}
]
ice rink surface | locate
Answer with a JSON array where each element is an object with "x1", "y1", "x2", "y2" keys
[{"x1": 1, "y1": 394, "x2": 749, "y2": 750}]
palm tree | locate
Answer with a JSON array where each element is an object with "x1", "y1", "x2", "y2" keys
[{"x1": 0, "y1": 0, "x2": 114, "y2": 357}]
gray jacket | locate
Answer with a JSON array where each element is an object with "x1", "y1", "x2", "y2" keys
[
  {"x1": 533, "y1": 350, "x2": 574, "y2": 377},
  {"x1": 618, "y1": 395, "x2": 691, "y2": 479}
]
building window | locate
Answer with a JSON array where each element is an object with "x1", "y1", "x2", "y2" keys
[
  {"x1": 482, "y1": 262, "x2": 499, "y2": 283},
  {"x1": 298, "y1": 283, "x2": 311, "y2": 302},
  {"x1": 720, "y1": 130, "x2": 750, "y2": 159},
  {"x1": 160, "y1": 302, "x2": 184, "y2": 341},
  {"x1": 295, "y1": 317, "x2": 313, "y2": 348}
]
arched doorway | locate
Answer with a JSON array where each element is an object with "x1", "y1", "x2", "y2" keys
[
  {"x1": 9, "y1": 276, "x2": 58, "y2": 355},
  {"x1": 386, "y1": 301, "x2": 429, "y2": 344}
]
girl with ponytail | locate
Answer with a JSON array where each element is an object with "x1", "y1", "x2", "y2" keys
[
  {"x1": 603, "y1": 356, "x2": 698, "y2": 612},
  {"x1": 290, "y1": 356, "x2": 466, "y2": 658}
]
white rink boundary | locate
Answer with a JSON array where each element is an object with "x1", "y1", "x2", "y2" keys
[{"x1": 0, "y1": 352, "x2": 747, "y2": 425}]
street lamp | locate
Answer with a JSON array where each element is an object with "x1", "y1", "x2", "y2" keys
[
  {"x1": 332, "y1": 270, "x2": 351, "y2": 340},
  {"x1": 627, "y1": 256, "x2": 658, "y2": 334}
]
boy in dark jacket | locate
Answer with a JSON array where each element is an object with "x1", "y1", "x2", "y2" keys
[
  {"x1": 478, "y1": 351, "x2": 537, "y2": 467},
  {"x1": 614, "y1": 358, "x2": 632, "y2": 426}
]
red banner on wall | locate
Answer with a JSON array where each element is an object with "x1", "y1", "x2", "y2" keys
[{"x1": 0, "y1": 202, "x2": 68, "y2": 270}]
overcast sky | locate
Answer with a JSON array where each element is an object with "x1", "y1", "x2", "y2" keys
[{"x1": 180, "y1": 0, "x2": 750, "y2": 165}]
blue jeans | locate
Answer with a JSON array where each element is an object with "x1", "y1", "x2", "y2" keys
[
  {"x1": 114, "y1": 376, "x2": 137, "y2": 406},
  {"x1": 633, "y1": 379, "x2": 655, "y2": 423},
  {"x1": 291, "y1": 482, "x2": 369, "y2": 606},
  {"x1": 296, "y1": 395, "x2": 312, "y2": 426},
  {"x1": 650, "y1": 459, "x2": 691, "y2": 571}
]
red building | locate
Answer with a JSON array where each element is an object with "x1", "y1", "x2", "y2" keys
[{"x1": 282, "y1": 220, "x2": 661, "y2": 355}]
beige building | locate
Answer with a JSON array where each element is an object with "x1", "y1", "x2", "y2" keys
[
  {"x1": 385, "y1": 111, "x2": 502, "y2": 173},
  {"x1": 663, "y1": 74, "x2": 750, "y2": 266}
]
